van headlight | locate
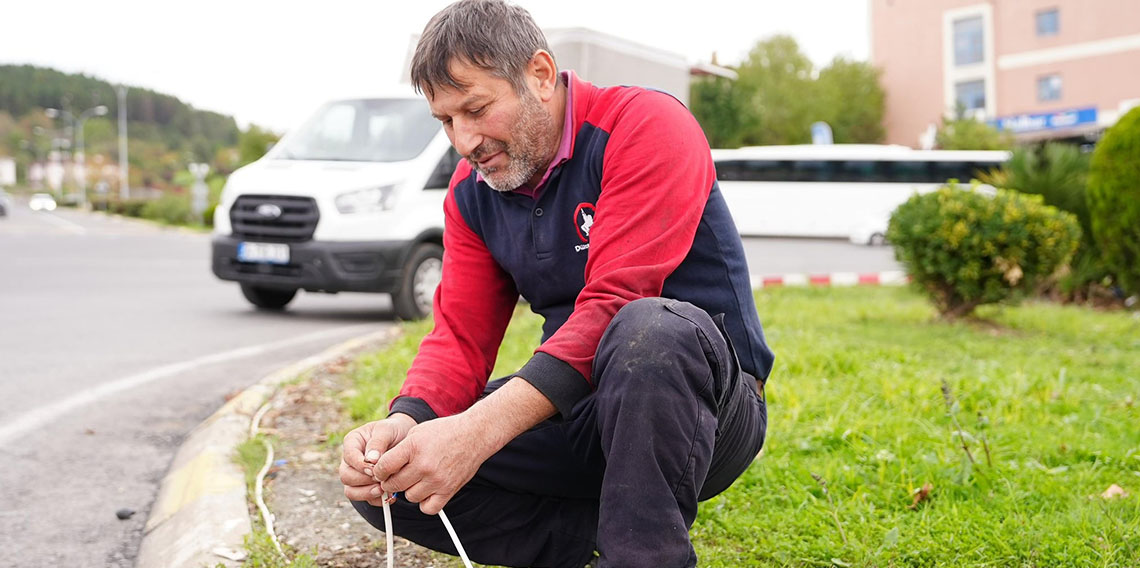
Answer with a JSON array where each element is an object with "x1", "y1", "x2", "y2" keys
[{"x1": 335, "y1": 185, "x2": 397, "y2": 214}]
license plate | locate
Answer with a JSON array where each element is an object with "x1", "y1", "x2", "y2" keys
[{"x1": 237, "y1": 242, "x2": 290, "y2": 264}]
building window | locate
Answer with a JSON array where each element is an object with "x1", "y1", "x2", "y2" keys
[
  {"x1": 955, "y1": 80, "x2": 986, "y2": 112},
  {"x1": 1038, "y1": 74, "x2": 1062, "y2": 101},
  {"x1": 953, "y1": 16, "x2": 985, "y2": 66},
  {"x1": 1036, "y1": 8, "x2": 1060, "y2": 36}
]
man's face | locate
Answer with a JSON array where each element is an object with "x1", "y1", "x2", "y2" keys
[{"x1": 426, "y1": 61, "x2": 558, "y2": 192}]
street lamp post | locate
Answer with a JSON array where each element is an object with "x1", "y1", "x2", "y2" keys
[
  {"x1": 46, "y1": 105, "x2": 107, "y2": 209},
  {"x1": 43, "y1": 109, "x2": 72, "y2": 199},
  {"x1": 44, "y1": 108, "x2": 72, "y2": 198},
  {"x1": 74, "y1": 105, "x2": 108, "y2": 209}
]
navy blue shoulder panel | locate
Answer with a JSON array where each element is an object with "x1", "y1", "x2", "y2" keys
[{"x1": 661, "y1": 182, "x2": 774, "y2": 381}]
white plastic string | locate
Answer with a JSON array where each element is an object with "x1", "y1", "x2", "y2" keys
[
  {"x1": 381, "y1": 493, "x2": 473, "y2": 568},
  {"x1": 382, "y1": 494, "x2": 395, "y2": 568},
  {"x1": 438, "y1": 509, "x2": 474, "y2": 568}
]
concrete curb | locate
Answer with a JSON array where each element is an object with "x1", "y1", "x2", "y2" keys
[
  {"x1": 750, "y1": 270, "x2": 909, "y2": 289},
  {"x1": 136, "y1": 327, "x2": 400, "y2": 568}
]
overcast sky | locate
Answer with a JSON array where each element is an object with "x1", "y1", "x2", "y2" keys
[{"x1": 0, "y1": 0, "x2": 869, "y2": 132}]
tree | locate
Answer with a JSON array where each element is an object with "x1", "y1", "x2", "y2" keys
[
  {"x1": 815, "y1": 57, "x2": 886, "y2": 144},
  {"x1": 735, "y1": 35, "x2": 816, "y2": 146},
  {"x1": 691, "y1": 37, "x2": 886, "y2": 148},
  {"x1": 238, "y1": 125, "x2": 280, "y2": 167},
  {"x1": 690, "y1": 75, "x2": 753, "y2": 148},
  {"x1": 935, "y1": 106, "x2": 1015, "y2": 150}
]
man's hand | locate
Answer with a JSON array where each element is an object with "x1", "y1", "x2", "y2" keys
[
  {"x1": 340, "y1": 414, "x2": 417, "y2": 506},
  {"x1": 373, "y1": 414, "x2": 491, "y2": 516}
]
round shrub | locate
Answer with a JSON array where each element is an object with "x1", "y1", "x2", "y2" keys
[
  {"x1": 1087, "y1": 106, "x2": 1140, "y2": 296},
  {"x1": 888, "y1": 181, "x2": 1080, "y2": 318}
]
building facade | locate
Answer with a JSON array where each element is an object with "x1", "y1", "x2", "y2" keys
[{"x1": 871, "y1": 0, "x2": 1140, "y2": 147}]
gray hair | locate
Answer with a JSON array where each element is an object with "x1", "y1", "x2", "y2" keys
[{"x1": 410, "y1": 0, "x2": 553, "y2": 97}]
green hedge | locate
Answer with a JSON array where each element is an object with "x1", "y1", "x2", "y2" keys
[
  {"x1": 888, "y1": 182, "x2": 1080, "y2": 318},
  {"x1": 1088, "y1": 106, "x2": 1140, "y2": 296}
]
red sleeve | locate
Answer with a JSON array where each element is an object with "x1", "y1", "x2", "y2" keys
[
  {"x1": 390, "y1": 163, "x2": 519, "y2": 420},
  {"x1": 520, "y1": 91, "x2": 715, "y2": 414}
]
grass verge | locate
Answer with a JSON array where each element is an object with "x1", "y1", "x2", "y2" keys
[
  {"x1": 231, "y1": 434, "x2": 318, "y2": 567},
  {"x1": 346, "y1": 287, "x2": 1140, "y2": 566}
]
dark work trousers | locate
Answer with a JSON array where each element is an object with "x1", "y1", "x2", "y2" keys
[{"x1": 352, "y1": 297, "x2": 768, "y2": 568}]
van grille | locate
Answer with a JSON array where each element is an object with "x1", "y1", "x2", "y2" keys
[{"x1": 230, "y1": 195, "x2": 319, "y2": 242}]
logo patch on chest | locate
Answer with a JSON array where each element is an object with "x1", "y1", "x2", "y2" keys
[{"x1": 573, "y1": 202, "x2": 596, "y2": 252}]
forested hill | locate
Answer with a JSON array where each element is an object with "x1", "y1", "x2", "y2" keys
[
  {"x1": 0, "y1": 65, "x2": 240, "y2": 166},
  {"x1": 0, "y1": 64, "x2": 278, "y2": 191}
]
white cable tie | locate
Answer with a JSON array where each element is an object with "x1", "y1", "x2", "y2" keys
[
  {"x1": 380, "y1": 494, "x2": 472, "y2": 568},
  {"x1": 438, "y1": 508, "x2": 474, "y2": 568},
  {"x1": 382, "y1": 494, "x2": 394, "y2": 568}
]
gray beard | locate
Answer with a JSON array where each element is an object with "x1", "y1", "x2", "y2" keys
[{"x1": 470, "y1": 91, "x2": 558, "y2": 192}]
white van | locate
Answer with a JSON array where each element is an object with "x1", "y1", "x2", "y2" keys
[{"x1": 211, "y1": 95, "x2": 460, "y2": 319}]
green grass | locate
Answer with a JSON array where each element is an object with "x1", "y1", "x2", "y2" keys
[
  {"x1": 347, "y1": 287, "x2": 1140, "y2": 566},
  {"x1": 232, "y1": 434, "x2": 318, "y2": 567}
]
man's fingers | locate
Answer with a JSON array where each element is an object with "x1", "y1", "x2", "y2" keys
[
  {"x1": 339, "y1": 460, "x2": 375, "y2": 487},
  {"x1": 375, "y1": 439, "x2": 412, "y2": 482},
  {"x1": 341, "y1": 427, "x2": 369, "y2": 471},
  {"x1": 343, "y1": 482, "x2": 384, "y2": 502},
  {"x1": 363, "y1": 425, "x2": 399, "y2": 466},
  {"x1": 419, "y1": 492, "x2": 451, "y2": 516}
]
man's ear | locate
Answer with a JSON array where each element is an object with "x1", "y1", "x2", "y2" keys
[{"x1": 527, "y1": 50, "x2": 558, "y2": 103}]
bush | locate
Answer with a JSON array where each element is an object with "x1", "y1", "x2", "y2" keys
[
  {"x1": 108, "y1": 198, "x2": 149, "y2": 218},
  {"x1": 1087, "y1": 106, "x2": 1140, "y2": 296},
  {"x1": 888, "y1": 181, "x2": 1080, "y2": 319},
  {"x1": 203, "y1": 202, "x2": 217, "y2": 227},
  {"x1": 140, "y1": 193, "x2": 193, "y2": 225},
  {"x1": 979, "y1": 143, "x2": 1110, "y2": 299}
]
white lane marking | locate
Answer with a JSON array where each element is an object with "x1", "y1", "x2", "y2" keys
[
  {"x1": 35, "y1": 211, "x2": 88, "y2": 235},
  {"x1": 0, "y1": 324, "x2": 383, "y2": 448}
]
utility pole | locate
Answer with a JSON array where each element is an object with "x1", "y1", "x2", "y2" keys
[{"x1": 117, "y1": 85, "x2": 130, "y2": 200}]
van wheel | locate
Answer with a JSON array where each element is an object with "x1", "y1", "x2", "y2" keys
[
  {"x1": 393, "y1": 243, "x2": 443, "y2": 320},
  {"x1": 241, "y1": 284, "x2": 297, "y2": 310}
]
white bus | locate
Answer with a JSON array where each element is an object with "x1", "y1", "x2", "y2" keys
[{"x1": 712, "y1": 145, "x2": 1009, "y2": 245}]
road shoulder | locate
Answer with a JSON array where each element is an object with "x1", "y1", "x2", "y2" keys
[{"x1": 136, "y1": 328, "x2": 399, "y2": 568}]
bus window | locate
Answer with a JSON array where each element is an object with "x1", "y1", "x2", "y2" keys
[
  {"x1": 715, "y1": 160, "x2": 794, "y2": 182},
  {"x1": 932, "y1": 161, "x2": 977, "y2": 183},
  {"x1": 886, "y1": 161, "x2": 934, "y2": 183},
  {"x1": 837, "y1": 161, "x2": 885, "y2": 182},
  {"x1": 792, "y1": 160, "x2": 834, "y2": 182}
]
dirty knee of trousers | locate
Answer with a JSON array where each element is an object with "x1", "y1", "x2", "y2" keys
[{"x1": 594, "y1": 297, "x2": 731, "y2": 402}]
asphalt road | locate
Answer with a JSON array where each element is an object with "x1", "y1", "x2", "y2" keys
[
  {"x1": 0, "y1": 203, "x2": 395, "y2": 568},
  {"x1": 740, "y1": 235, "x2": 901, "y2": 277},
  {"x1": 0, "y1": 201, "x2": 899, "y2": 567}
]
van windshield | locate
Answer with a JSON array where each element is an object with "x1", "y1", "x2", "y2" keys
[{"x1": 274, "y1": 99, "x2": 441, "y2": 162}]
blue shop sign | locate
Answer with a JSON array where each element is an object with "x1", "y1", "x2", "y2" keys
[{"x1": 991, "y1": 107, "x2": 1098, "y2": 133}]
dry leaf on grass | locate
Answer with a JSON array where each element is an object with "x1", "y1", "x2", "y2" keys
[
  {"x1": 1099, "y1": 484, "x2": 1129, "y2": 500},
  {"x1": 908, "y1": 482, "x2": 934, "y2": 509}
]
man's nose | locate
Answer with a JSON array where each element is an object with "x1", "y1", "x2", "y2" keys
[{"x1": 451, "y1": 118, "x2": 482, "y2": 157}]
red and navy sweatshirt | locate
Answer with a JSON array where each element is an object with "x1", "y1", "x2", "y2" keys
[{"x1": 390, "y1": 72, "x2": 774, "y2": 422}]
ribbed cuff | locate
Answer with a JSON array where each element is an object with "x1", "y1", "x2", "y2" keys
[
  {"x1": 516, "y1": 352, "x2": 592, "y2": 419},
  {"x1": 388, "y1": 397, "x2": 438, "y2": 424}
]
